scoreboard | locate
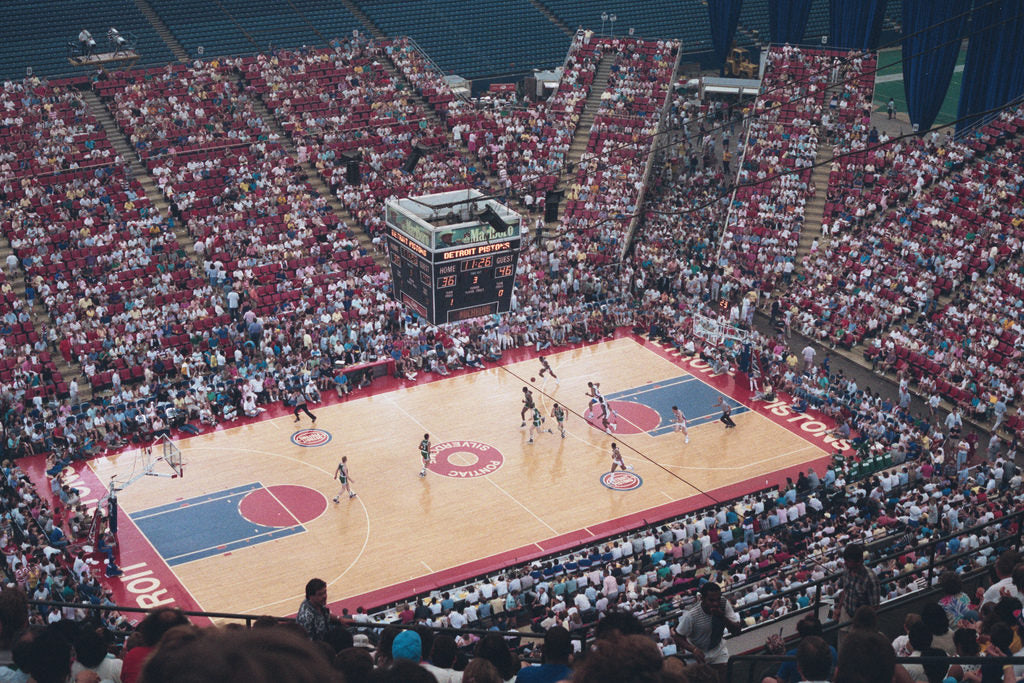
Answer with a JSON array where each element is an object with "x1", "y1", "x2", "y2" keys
[{"x1": 387, "y1": 227, "x2": 521, "y2": 323}]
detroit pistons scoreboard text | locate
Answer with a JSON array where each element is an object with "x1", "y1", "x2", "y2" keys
[{"x1": 385, "y1": 191, "x2": 523, "y2": 324}]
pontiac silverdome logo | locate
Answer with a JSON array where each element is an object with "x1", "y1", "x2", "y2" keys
[{"x1": 428, "y1": 441, "x2": 505, "y2": 478}]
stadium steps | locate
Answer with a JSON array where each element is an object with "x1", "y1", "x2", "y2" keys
[
  {"x1": 134, "y1": 0, "x2": 189, "y2": 62},
  {"x1": 564, "y1": 54, "x2": 612, "y2": 176},
  {"x1": 528, "y1": 0, "x2": 575, "y2": 37},
  {"x1": 238, "y1": 76, "x2": 385, "y2": 266},
  {"x1": 793, "y1": 143, "x2": 832, "y2": 274},
  {"x1": 78, "y1": 90, "x2": 190, "y2": 256},
  {"x1": 378, "y1": 56, "x2": 558, "y2": 236},
  {"x1": 342, "y1": 0, "x2": 387, "y2": 39}
]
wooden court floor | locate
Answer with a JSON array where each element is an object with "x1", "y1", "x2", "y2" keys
[{"x1": 81, "y1": 336, "x2": 837, "y2": 618}]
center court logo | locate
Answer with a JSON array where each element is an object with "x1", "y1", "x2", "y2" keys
[
  {"x1": 429, "y1": 441, "x2": 504, "y2": 478},
  {"x1": 291, "y1": 429, "x2": 332, "y2": 447},
  {"x1": 600, "y1": 471, "x2": 643, "y2": 491}
]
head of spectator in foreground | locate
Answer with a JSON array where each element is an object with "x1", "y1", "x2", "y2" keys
[
  {"x1": 998, "y1": 551, "x2": 1022, "y2": 578},
  {"x1": 26, "y1": 624, "x2": 72, "y2": 683},
  {"x1": 333, "y1": 646, "x2": 373, "y2": 683},
  {"x1": 391, "y1": 629, "x2": 422, "y2": 663},
  {"x1": 140, "y1": 625, "x2": 342, "y2": 683},
  {"x1": 797, "y1": 636, "x2": 833, "y2": 682},
  {"x1": 430, "y1": 633, "x2": 459, "y2": 669},
  {"x1": 920, "y1": 602, "x2": 950, "y2": 637},
  {"x1": 834, "y1": 630, "x2": 895, "y2": 683},
  {"x1": 0, "y1": 588, "x2": 28, "y2": 649},
  {"x1": 304, "y1": 578, "x2": 328, "y2": 606},
  {"x1": 474, "y1": 632, "x2": 520, "y2": 681},
  {"x1": 850, "y1": 605, "x2": 877, "y2": 632},
  {"x1": 139, "y1": 607, "x2": 191, "y2": 647},
  {"x1": 74, "y1": 628, "x2": 114, "y2": 671},
  {"x1": 541, "y1": 625, "x2": 573, "y2": 665},
  {"x1": 593, "y1": 610, "x2": 645, "y2": 640},
  {"x1": 460, "y1": 657, "x2": 501, "y2": 683},
  {"x1": 572, "y1": 633, "x2": 674, "y2": 682}
]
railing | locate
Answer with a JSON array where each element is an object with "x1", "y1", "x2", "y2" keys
[
  {"x1": 632, "y1": 505, "x2": 1024, "y2": 666},
  {"x1": 620, "y1": 44, "x2": 683, "y2": 262},
  {"x1": 728, "y1": 654, "x2": 1024, "y2": 683}
]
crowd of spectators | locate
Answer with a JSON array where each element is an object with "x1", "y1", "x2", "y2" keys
[{"x1": 3, "y1": 30, "x2": 1024, "y2": 683}]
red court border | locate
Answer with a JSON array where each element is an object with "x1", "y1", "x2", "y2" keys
[{"x1": 21, "y1": 331, "x2": 848, "y2": 619}]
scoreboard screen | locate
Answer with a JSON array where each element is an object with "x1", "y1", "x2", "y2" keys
[{"x1": 386, "y1": 228, "x2": 520, "y2": 323}]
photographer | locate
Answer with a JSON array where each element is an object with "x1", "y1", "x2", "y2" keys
[{"x1": 674, "y1": 582, "x2": 742, "y2": 683}]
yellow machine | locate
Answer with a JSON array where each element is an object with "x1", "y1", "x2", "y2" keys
[{"x1": 725, "y1": 46, "x2": 757, "y2": 78}]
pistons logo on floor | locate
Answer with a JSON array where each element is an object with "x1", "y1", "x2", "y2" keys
[
  {"x1": 601, "y1": 470, "x2": 643, "y2": 491},
  {"x1": 291, "y1": 429, "x2": 332, "y2": 447}
]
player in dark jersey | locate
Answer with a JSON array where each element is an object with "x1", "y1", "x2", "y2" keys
[
  {"x1": 550, "y1": 403, "x2": 566, "y2": 438},
  {"x1": 538, "y1": 356, "x2": 559, "y2": 384},
  {"x1": 521, "y1": 386, "x2": 536, "y2": 427},
  {"x1": 333, "y1": 456, "x2": 355, "y2": 502},
  {"x1": 419, "y1": 433, "x2": 431, "y2": 477}
]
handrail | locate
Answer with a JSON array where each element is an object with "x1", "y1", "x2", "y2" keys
[{"x1": 621, "y1": 45, "x2": 682, "y2": 261}]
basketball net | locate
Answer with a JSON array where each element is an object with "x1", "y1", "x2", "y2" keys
[
  {"x1": 691, "y1": 312, "x2": 753, "y2": 348},
  {"x1": 110, "y1": 434, "x2": 184, "y2": 493}
]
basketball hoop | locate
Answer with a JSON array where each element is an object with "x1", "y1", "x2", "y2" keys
[
  {"x1": 109, "y1": 434, "x2": 184, "y2": 493},
  {"x1": 691, "y1": 312, "x2": 753, "y2": 348}
]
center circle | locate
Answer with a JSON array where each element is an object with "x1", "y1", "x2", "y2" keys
[
  {"x1": 428, "y1": 440, "x2": 505, "y2": 478},
  {"x1": 447, "y1": 451, "x2": 481, "y2": 467}
]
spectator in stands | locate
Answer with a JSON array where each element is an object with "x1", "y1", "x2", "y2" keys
[
  {"x1": 71, "y1": 627, "x2": 123, "y2": 682},
  {"x1": 296, "y1": 578, "x2": 334, "y2": 642},
  {"x1": 140, "y1": 625, "x2": 343, "y2": 683},
  {"x1": 120, "y1": 607, "x2": 190, "y2": 683},
  {"x1": 673, "y1": 582, "x2": 742, "y2": 682},
  {"x1": 834, "y1": 544, "x2": 879, "y2": 632},
  {"x1": 763, "y1": 616, "x2": 836, "y2": 683},
  {"x1": 833, "y1": 630, "x2": 912, "y2": 683},
  {"x1": 515, "y1": 625, "x2": 572, "y2": 683},
  {"x1": 0, "y1": 588, "x2": 28, "y2": 669}
]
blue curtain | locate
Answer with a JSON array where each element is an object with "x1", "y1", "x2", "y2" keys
[
  {"x1": 902, "y1": 0, "x2": 967, "y2": 132},
  {"x1": 829, "y1": 0, "x2": 887, "y2": 50},
  {"x1": 769, "y1": 0, "x2": 812, "y2": 45},
  {"x1": 958, "y1": 0, "x2": 1024, "y2": 132},
  {"x1": 708, "y1": 0, "x2": 744, "y2": 64}
]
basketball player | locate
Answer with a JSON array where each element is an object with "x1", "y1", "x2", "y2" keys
[
  {"x1": 333, "y1": 456, "x2": 355, "y2": 502},
  {"x1": 527, "y1": 407, "x2": 552, "y2": 444},
  {"x1": 585, "y1": 382, "x2": 617, "y2": 434},
  {"x1": 291, "y1": 388, "x2": 317, "y2": 423},
  {"x1": 672, "y1": 406, "x2": 689, "y2": 443},
  {"x1": 550, "y1": 402, "x2": 567, "y2": 438},
  {"x1": 419, "y1": 433, "x2": 432, "y2": 477},
  {"x1": 713, "y1": 396, "x2": 736, "y2": 428},
  {"x1": 538, "y1": 356, "x2": 559, "y2": 384},
  {"x1": 521, "y1": 386, "x2": 536, "y2": 428},
  {"x1": 610, "y1": 443, "x2": 631, "y2": 472}
]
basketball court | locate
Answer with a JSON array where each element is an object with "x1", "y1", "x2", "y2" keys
[{"x1": 27, "y1": 334, "x2": 848, "y2": 623}]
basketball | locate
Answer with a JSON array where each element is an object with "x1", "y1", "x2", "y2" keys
[{"x1": 530, "y1": 377, "x2": 535, "y2": 382}]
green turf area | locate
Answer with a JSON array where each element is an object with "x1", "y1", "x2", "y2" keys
[{"x1": 872, "y1": 45, "x2": 967, "y2": 130}]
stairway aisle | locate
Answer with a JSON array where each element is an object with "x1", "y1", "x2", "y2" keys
[
  {"x1": 134, "y1": 0, "x2": 189, "y2": 62},
  {"x1": 341, "y1": 0, "x2": 387, "y2": 39},
  {"x1": 239, "y1": 76, "x2": 385, "y2": 267},
  {"x1": 792, "y1": 143, "x2": 832, "y2": 274}
]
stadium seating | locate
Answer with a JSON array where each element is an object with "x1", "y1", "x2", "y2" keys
[
  {"x1": 0, "y1": 0, "x2": 174, "y2": 81},
  {"x1": 146, "y1": 0, "x2": 364, "y2": 60},
  {"x1": 357, "y1": 0, "x2": 570, "y2": 79}
]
